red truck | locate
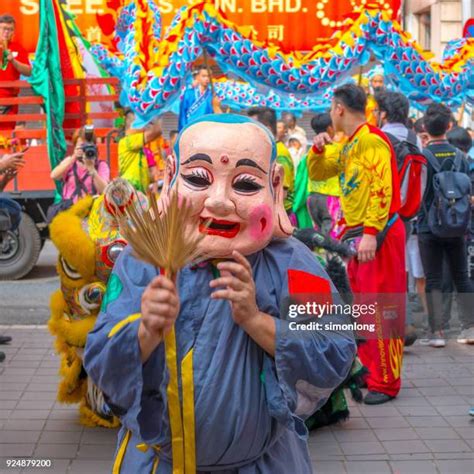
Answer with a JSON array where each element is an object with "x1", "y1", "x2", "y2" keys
[{"x1": 0, "y1": 78, "x2": 120, "y2": 279}]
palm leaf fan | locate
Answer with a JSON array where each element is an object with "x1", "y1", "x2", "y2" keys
[{"x1": 117, "y1": 190, "x2": 205, "y2": 279}]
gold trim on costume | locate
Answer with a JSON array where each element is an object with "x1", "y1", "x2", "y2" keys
[
  {"x1": 151, "y1": 456, "x2": 160, "y2": 474},
  {"x1": 136, "y1": 443, "x2": 149, "y2": 453},
  {"x1": 108, "y1": 313, "x2": 142, "y2": 338},
  {"x1": 164, "y1": 328, "x2": 185, "y2": 473},
  {"x1": 181, "y1": 350, "x2": 196, "y2": 473},
  {"x1": 112, "y1": 429, "x2": 131, "y2": 474}
]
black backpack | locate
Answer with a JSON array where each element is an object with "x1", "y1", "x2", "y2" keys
[{"x1": 424, "y1": 149, "x2": 471, "y2": 238}]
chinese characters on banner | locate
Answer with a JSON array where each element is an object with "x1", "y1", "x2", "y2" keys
[{"x1": 7, "y1": 0, "x2": 401, "y2": 54}]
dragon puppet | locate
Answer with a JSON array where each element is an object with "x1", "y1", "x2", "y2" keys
[
  {"x1": 91, "y1": 0, "x2": 473, "y2": 125},
  {"x1": 48, "y1": 179, "x2": 144, "y2": 427}
]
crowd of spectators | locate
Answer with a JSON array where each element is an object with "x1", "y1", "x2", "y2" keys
[{"x1": 0, "y1": 20, "x2": 472, "y2": 392}]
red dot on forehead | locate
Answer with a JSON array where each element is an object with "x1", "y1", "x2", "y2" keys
[{"x1": 220, "y1": 154, "x2": 229, "y2": 164}]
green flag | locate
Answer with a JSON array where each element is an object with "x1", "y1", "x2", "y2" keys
[
  {"x1": 293, "y1": 156, "x2": 314, "y2": 229},
  {"x1": 28, "y1": 0, "x2": 66, "y2": 196}
]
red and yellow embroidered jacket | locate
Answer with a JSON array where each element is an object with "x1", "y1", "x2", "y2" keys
[{"x1": 308, "y1": 123, "x2": 400, "y2": 234}]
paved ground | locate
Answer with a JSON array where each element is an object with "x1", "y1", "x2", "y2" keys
[
  {"x1": 0, "y1": 243, "x2": 473, "y2": 472},
  {"x1": 0, "y1": 326, "x2": 472, "y2": 474}
]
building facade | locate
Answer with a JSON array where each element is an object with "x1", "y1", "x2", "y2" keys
[{"x1": 403, "y1": 0, "x2": 472, "y2": 60}]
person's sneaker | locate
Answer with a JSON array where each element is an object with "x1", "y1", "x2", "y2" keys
[
  {"x1": 418, "y1": 331, "x2": 433, "y2": 345},
  {"x1": 364, "y1": 391, "x2": 395, "y2": 405},
  {"x1": 405, "y1": 332, "x2": 418, "y2": 347},
  {"x1": 469, "y1": 407, "x2": 474, "y2": 417},
  {"x1": 0, "y1": 335, "x2": 12, "y2": 345},
  {"x1": 457, "y1": 327, "x2": 474, "y2": 344},
  {"x1": 0, "y1": 352, "x2": 5, "y2": 363},
  {"x1": 428, "y1": 331, "x2": 446, "y2": 348}
]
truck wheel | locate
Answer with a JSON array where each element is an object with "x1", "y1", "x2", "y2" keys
[{"x1": 0, "y1": 213, "x2": 42, "y2": 280}]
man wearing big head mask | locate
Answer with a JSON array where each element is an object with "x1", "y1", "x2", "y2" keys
[{"x1": 84, "y1": 114, "x2": 356, "y2": 473}]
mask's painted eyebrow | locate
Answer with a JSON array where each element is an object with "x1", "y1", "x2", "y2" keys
[
  {"x1": 181, "y1": 153, "x2": 212, "y2": 165},
  {"x1": 235, "y1": 158, "x2": 267, "y2": 174}
]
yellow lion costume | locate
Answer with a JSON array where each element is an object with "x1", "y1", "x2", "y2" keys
[{"x1": 49, "y1": 179, "x2": 142, "y2": 427}]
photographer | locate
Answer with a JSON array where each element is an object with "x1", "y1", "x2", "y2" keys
[{"x1": 50, "y1": 127, "x2": 110, "y2": 204}]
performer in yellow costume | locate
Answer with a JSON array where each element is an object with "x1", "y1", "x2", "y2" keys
[{"x1": 48, "y1": 179, "x2": 143, "y2": 426}]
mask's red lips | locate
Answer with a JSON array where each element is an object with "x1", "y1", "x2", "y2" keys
[{"x1": 199, "y1": 217, "x2": 240, "y2": 238}]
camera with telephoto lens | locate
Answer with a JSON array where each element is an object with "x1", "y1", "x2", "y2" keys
[{"x1": 81, "y1": 125, "x2": 98, "y2": 161}]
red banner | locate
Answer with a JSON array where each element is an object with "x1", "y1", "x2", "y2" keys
[{"x1": 4, "y1": 0, "x2": 401, "y2": 54}]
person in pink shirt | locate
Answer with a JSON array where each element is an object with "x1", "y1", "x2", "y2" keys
[{"x1": 51, "y1": 128, "x2": 110, "y2": 203}]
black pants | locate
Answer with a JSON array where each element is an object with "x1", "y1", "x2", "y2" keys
[
  {"x1": 441, "y1": 256, "x2": 454, "y2": 329},
  {"x1": 418, "y1": 232, "x2": 474, "y2": 332}
]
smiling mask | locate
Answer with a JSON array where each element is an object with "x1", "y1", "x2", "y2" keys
[{"x1": 160, "y1": 114, "x2": 293, "y2": 258}]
